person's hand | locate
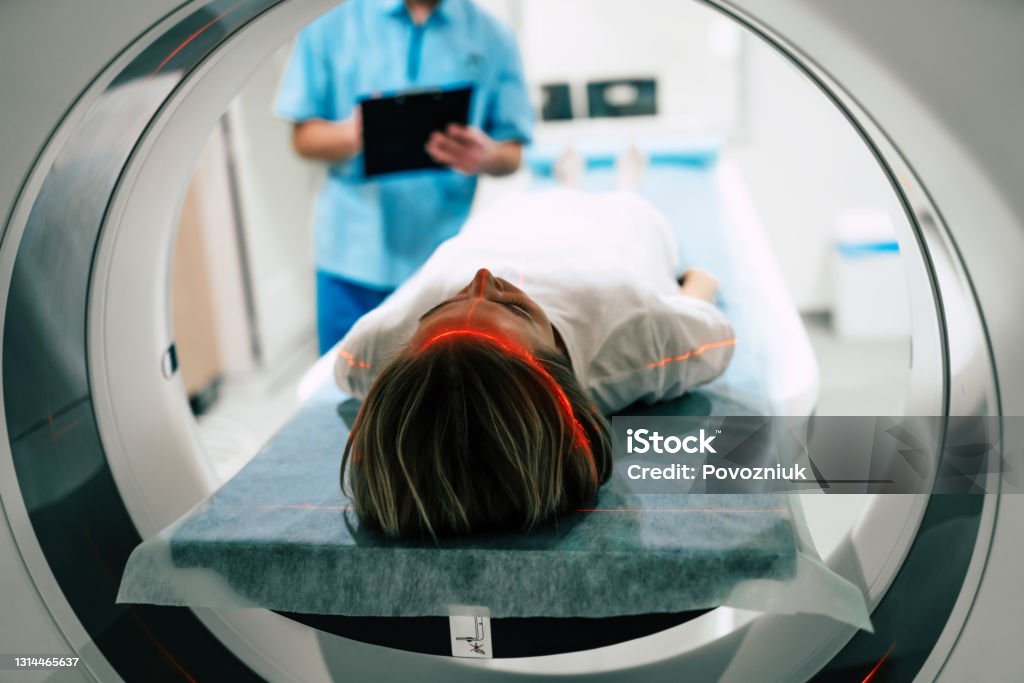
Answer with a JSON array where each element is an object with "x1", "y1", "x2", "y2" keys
[
  {"x1": 290, "y1": 106, "x2": 361, "y2": 162},
  {"x1": 339, "y1": 105, "x2": 362, "y2": 154},
  {"x1": 426, "y1": 124, "x2": 495, "y2": 175}
]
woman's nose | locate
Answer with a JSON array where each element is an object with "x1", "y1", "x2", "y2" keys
[{"x1": 470, "y1": 268, "x2": 499, "y2": 296}]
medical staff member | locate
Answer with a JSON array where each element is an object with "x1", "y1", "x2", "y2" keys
[{"x1": 275, "y1": 0, "x2": 534, "y2": 352}]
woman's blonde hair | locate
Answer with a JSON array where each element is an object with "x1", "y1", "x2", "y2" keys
[{"x1": 340, "y1": 331, "x2": 612, "y2": 539}]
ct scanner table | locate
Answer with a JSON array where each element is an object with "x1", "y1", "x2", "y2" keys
[
  {"x1": 114, "y1": 162, "x2": 874, "y2": 654},
  {"x1": 1, "y1": 0, "x2": 1022, "y2": 681}
]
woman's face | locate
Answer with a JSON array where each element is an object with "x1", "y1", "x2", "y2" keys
[{"x1": 411, "y1": 268, "x2": 559, "y2": 353}]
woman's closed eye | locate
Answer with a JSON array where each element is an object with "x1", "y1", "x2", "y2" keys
[
  {"x1": 418, "y1": 297, "x2": 459, "y2": 321},
  {"x1": 501, "y1": 298, "x2": 533, "y2": 320}
]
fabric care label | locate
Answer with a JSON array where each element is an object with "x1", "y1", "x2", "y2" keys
[{"x1": 449, "y1": 605, "x2": 493, "y2": 659}]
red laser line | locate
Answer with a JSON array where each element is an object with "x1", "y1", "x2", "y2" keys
[
  {"x1": 861, "y1": 644, "x2": 894, "y2": 683},
  {"x1": 338, "y1": 347, "x2": 370, "y2": 368},
  {"x1": 463, "y1": 273, "x2": 487, "y2": 323},
  {"x1": 151, "y1": 1, "x2": 244, "y2": 77},
  {"x1": 422, "y1": 328, "x2": 597, "y2": 483},
  {"x1": 48, "y1": 418, "x2": 82, "y2": 443},
  {"x1": 464, "y1": 297, "x2": 483, "y2": 323},
  {"x1": 82, "y1": 529, "x2": 199, "y2": 683},
  {"x1": 646, "y1": 338, "x2": 737, "y2": 368}
]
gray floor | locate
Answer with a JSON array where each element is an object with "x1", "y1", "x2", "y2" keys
[
  {"x1": 196, "y1": 339, "x2": 318, "y2": 482},
  {"x1": 782, "y1": 313, "x2": 910, "y2": 557},
  {"x1": 802, "y1": 312, "x2": 911, "y2": 416}
]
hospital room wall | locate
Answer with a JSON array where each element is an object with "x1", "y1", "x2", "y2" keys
[
  {"x1": 727, "y1": 38, "x2": 908, "y2": 313},
  {"x1": 223, "y1": 46, "x2": 321, "y2": 368},
  {"x1": 170, "y1": 44, "x2": 319, "y2": 398},
  {"x1": 477, "y1": 0, "x2": 905, "y2": 314},
  {"x1": 477, "y1": 0, "x2": 740, "y2": 128}
]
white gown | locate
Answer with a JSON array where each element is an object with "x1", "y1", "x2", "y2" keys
[{"x1": 334, "y1": 189, "x2": 735, "y2": 414}]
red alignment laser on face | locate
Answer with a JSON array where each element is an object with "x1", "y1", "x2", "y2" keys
[
  {"x1": 463, "y1": 272, "x2": 489, "y2": 324},
  {"x1": 421, "y1": 328, "x2": 598, "y2": 484}
]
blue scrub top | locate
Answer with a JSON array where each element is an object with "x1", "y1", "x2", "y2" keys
[{"x1": 274, "y1": 0, "x2": 534, "y2": 289}]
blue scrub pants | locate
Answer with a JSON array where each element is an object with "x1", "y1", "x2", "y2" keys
[{"x1": 316, "y1": 271, "x2": 394, "y2": 354}]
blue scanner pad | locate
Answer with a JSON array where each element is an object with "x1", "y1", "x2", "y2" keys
[{"x1": 161, "y1": 397, "x2": 797, "y2": 618}]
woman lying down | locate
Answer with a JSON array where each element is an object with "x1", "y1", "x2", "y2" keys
[{"x1": 335, "y1": 189, "x2": 736, "y2": 539}]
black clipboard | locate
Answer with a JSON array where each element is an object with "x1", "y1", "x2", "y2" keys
[{"x1": 360, "y1": 86, "x2": 473, "y2": 178}]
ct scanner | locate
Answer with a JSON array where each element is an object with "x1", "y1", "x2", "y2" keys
[{"x1": 1, "y1": 0, "x2": 1022, "y2": 680}]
